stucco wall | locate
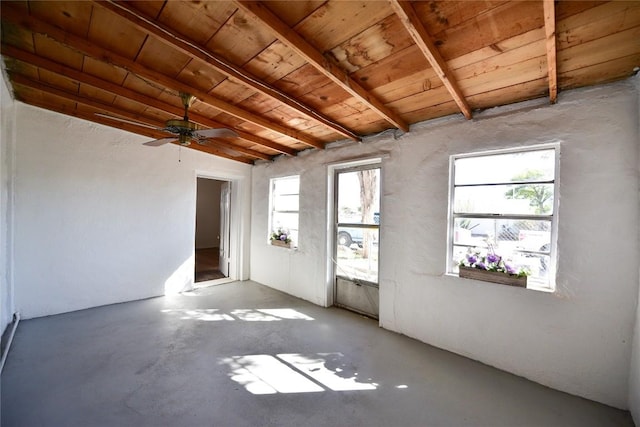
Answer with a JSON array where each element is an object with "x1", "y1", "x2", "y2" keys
[
  {"x1": 0, "y1": 74, "x2": 16, "y2": 335},
  {"x1": 13, "y1": 104, "x2": 252, "y2": 319},
  {"x1": 251, "y1": 78, "x2": 640, "y2": 409},
  {"x1": 629, "y1": 73, "x2": 640, "y2": 425}
]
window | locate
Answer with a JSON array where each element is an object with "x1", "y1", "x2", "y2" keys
[
  {"x1": 448, "y1": 145, "x2": 559, "y2": 290},
  {"x1": 269, "y1": 175, "x2": 300, "y2": 248}
]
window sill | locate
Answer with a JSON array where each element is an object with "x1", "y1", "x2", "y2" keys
[
  {"x1": 446, "y1": 272, "x2": 554, "y2": 293},
  {"x1": 268, "y1": 241, "x2": 298, "y2": 251}
]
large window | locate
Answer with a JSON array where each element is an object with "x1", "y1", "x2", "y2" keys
[
  {"x1": 269, "y1": 175, "x2": 300, "y2": 248},
  {"x1": 448, "y1": 145, "x2": 559, "y2": 290}
]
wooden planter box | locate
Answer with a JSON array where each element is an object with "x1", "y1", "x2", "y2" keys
[
  {"x1": 270, "y1": 239, "x2": 291, "y2": 248},
  {"x1": 458, "y1": 266, "x2": 527, "y2": 288}
]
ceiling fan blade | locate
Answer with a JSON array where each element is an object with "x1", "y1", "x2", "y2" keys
[
  {"x1": 215, "y1": 146, "x2": 244, "y2": 157},
  {"x1": 95, "y1": 113, "x2": 160, "y2": 130},
  {"x1": 194, "y1": 128, "x2": 238, "y2": 139},
  {"x1": 143, "y1": 138, "x2": 176, "y2": 147},
  {"x1": 195, "y1": 139, "x2": 243, "y2": 157}
]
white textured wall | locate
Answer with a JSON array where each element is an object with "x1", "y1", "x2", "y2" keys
[
  {"x1": 251, "y1": 162, "x2": 331, "y2": 305},
  {"x1": 251, "y1": 78, "x2": 640, "y2": 409},
  {"x1": 14, "y1": 104, "x2": 251, "y2": 319},
  {"x1": 629, "y1": 73, "x2": 640, "y2": 425},
  {"x1": 0, "y1": 73, "x2": 16, "y2": 334}
]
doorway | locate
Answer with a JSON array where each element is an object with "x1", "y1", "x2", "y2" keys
[
  {"x1": 194, "y1": 178, "x2": 230, "y2": 282},
  {"x1": 333, "y1": 165, "x2": 381, "y2": 318}
]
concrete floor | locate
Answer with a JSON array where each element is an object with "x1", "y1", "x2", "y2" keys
[{"x1": 2, "y1": 281, "x2": 634, "y2": 427}]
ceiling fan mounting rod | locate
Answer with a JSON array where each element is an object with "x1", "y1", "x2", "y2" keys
[{"x1": 180, "y1": 92, "x2": 196, "y2": 121}]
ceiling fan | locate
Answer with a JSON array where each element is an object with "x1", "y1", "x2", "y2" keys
[{"x1": 95, "y1": 92, "x2": 238, "y2": 147}]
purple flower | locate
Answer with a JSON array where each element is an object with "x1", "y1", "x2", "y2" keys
[
  {"x1": 486, "y1": 254, "x2": 501, "y2": 264},
  {"x1": 476, "y1": 262, "x2": 487, "y2": 270},
  {"x1": 466, "y1": 255, "x2": 477, "y2": 264},
  {"x1": 505, "y1": 264, "x2": 516, "y2": 275},
  {"x1": 280, "y1": 234, "x2": 287, "y2": 241}
]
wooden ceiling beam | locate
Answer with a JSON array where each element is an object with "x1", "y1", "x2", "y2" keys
[
  {"x1": 0, "y1": 44, "x2": 296, "y2": 157},
  {"x1": 235, "y1": 0, "x2": 410, "y2": 133},
  {"x1": 543, "y1": 0, "x2": 558, "y2": 104},
  {"x1": 389, "y1": 0, "x2": 472, "y2": 120},
  {"x1": 93, "y1": 0, "x2": 361, "y2": 143},
  {"x1": 0, "y1": 4, "x2": 324, "y2": 150},
  {"x1": 198, "y1": 137, "x2": 270, "y2": 161},
  {"x1": 8, "y1": 72, "x2": 272, "y2": 161}
]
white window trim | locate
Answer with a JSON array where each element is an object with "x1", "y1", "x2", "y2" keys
[{"x1": 446, "y1": 143, "x2": 560, "y2": 292}]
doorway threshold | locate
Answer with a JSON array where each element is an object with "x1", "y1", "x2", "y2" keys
[{"x1": 193, "y1": 278, "x2": 235, "y2": 289}]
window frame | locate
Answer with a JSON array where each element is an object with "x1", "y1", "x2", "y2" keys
[
  {"x1": 446, "y1": 144, "x2": 560, "y2": 291},
  {"x1": 269, "y1": 175, "x2": 300, "y2": 248}
]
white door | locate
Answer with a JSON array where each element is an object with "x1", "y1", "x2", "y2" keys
[{"x1": 219, "y1": 181, "x2": 231, "y2": 277}]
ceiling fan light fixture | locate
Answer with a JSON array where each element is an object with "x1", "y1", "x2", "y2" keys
[{"x1": 180, "y1": 92, "x2": 197, "y2": 109}]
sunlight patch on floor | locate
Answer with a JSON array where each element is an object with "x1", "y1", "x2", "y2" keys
[
  {"x1": 192, "y1": 277, "x2": 235, "y2": 288},
  {"x1": 220, "y1": 353, "x2": 378, "y2": 395},
  {"x1": 278, "y1": 353, "x2": 377, "y2": 391},
  {"x1": 222, "y1": 355, "x2": 324, "y2": 394},
  {"x1": 161, "y1": 308, "x2": 314, "y2": 321}
]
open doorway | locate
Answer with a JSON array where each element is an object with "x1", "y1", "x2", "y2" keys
[{"x1": 195, "y1": 177, "x2": 230, "y2": 283}]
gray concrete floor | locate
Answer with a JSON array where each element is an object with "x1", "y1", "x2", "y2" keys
[{"x1": 1, "y1": 281, "x2": 634, "y2": 427}]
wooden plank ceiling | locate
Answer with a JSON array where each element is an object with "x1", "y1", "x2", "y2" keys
[{"x1": 2, "y1": 1, "x2": 639, "y2": 164}]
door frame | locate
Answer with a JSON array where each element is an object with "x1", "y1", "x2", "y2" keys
[
  {"x1": 325, "y1": 157, "x2": 383, "y2": 307},
  {"x1": 219, "y1": 180, "x2": 231, "y2": 278},
  {"x1": 194, "y1": 171, "x2": 248, "y2": 284}
]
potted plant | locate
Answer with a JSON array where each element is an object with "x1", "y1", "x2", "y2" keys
[
  {"x1": 270, "y1": 228, "x2": 292, "y2": 248},
  {"x1": 458, "y1": 249, "x2": 529, "y2": 287}
]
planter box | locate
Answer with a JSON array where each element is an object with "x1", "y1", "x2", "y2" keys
[
  {"x1": 458, "y1": 266, "x2": 527, "y2": 288},
  {"x1": 270, "y1": 240, "x2": 291, "y2": 248}
]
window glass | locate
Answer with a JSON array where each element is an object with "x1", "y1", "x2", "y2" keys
[
  {"x1": 273, "y1": 195, "x2": 299, "y2": 212},
  {"x1": 454, "y1": 149, "x2": 555, "y2": 185},
  {"x1": 454, "y1": 184, "x2": 554, "y2": 215},
  {"x1": 270, "y1": 176, "x2": 299, "y2": 248},
  {"x1": 337, "y1": 169, "x2": 380, "y2": 225},
  {"x1": 335, "y1": 166, "x2": 381, "y2": 285}
]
